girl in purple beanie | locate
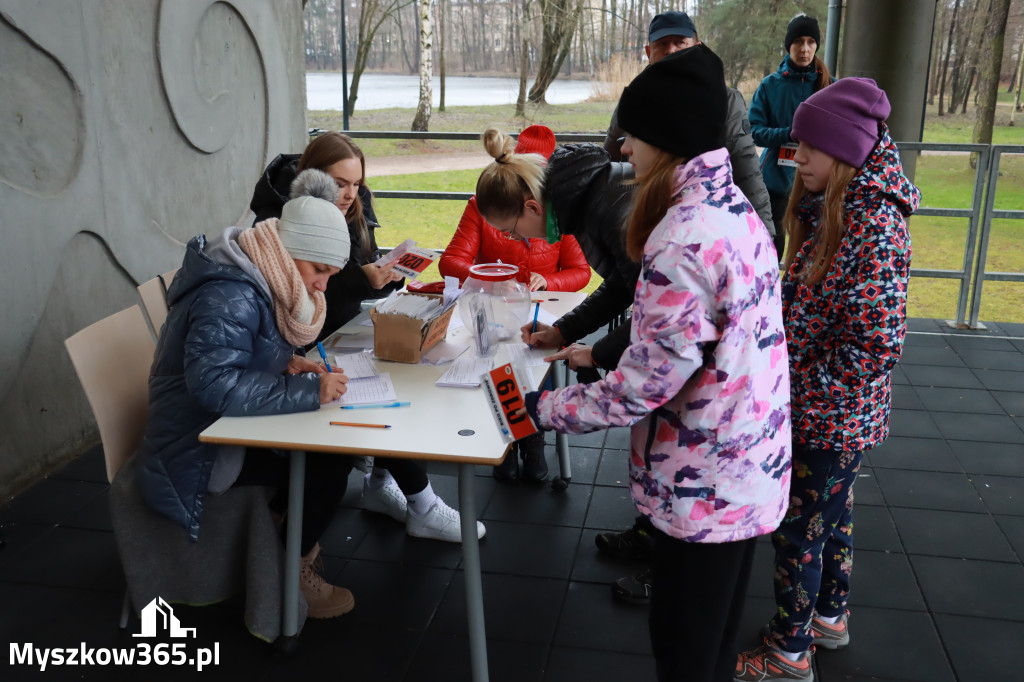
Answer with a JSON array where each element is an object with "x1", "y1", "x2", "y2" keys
[{"x1": 735, "y1": 77, "x2": 921, "y2": 682}]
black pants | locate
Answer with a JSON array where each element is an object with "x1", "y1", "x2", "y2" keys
[
  {"x1": 374, "y1": 457, "x2": 429, "y2": 495},
  {"x1": 234, "y1": 448, "x2": 353, "y2": 556},
  {"x1": 648, "y1": 529, "x2": 758, "y2": 682},
  {"x1": 769, "y1": 191, "x2": 789, "y2": 259}
]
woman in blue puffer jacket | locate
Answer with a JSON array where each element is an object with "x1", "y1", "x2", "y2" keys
[
  {"x1": 135, "y1": 170, "x2": 356, "y2": 620},
  {"x1": 748, "y1": 14, "x2": 832, "y2": 258}
]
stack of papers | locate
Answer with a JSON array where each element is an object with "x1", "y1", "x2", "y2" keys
[
  {"x1": 376, "y1": 291, "x2": 443, "y2": 319},
  {"x1": 435, "y1": 354, "x2": 494, "y2": 388}
]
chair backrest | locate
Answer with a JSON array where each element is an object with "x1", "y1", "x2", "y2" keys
[
  {"x1": 136, "y1": 268, "x2": 178, "y2": 340},
  {"x1": 65, "y1": 305, "x2": 155, "y2": 483}
]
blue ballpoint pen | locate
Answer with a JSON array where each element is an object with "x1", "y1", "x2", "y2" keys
[
  {"x1": 529, "y1": 301, "x2": 540, "y2": 349},
  {"x1": 340, "y1": 402, "x2": 411, "y2": 410},
  {"x1": 316, "y1": 342, "x2": 333, "y2": 373}
]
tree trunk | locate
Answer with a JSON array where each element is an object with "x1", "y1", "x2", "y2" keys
[
  {"x1": 938, "y1": 0, "x2": 960, "y2": 116},
  {"x1": 528, "y1": 0, "x2": 582, "y2": 103},
  {"x1": 348, "y1": 0, "x2": 414, "y2": 113},
  {"x1": 411, "y1": 0, "x2": 433, "y2": 131},
  {"x1": 438, "y1": 0, "x2": 446, "y2": 112},
  {"x1": 971, "y1": 0, "x2": 1012, "y2": 161},
  {"x1": 928, "y1": 4, "x2": 947, "y2": 105},
  {"x1": 948, "y1": 0, "x2": 976, "y2": 113},
  {"x1": 1013, "y1": 31, "x2": 1024, "y2": 123},
  {"x1": 516, "y1": 38, "x2": 530, "y2": 117}
]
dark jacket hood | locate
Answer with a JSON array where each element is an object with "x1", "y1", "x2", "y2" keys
[{"x1": 848, "y1": 126, "x2": 921, "y2": 217}]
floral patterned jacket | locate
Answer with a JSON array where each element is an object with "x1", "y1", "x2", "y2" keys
[
  {"x1": 784, "y1": 127, "x2": 919, "y2": 452},
  {"x1": 532, "y1": 149, "x2": 792, "y2": 543}
]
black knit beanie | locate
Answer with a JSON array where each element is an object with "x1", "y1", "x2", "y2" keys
[
  {"x1": 785, "y1": 15, "x2": 821, "y2": 50},
  {"x1": 617, "y1": 45, "x2": 727, "y2": 160}
]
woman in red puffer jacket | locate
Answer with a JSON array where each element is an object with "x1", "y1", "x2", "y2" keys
[{"x1": 439, "y1": 125, "x2": 591, "y2": 293}]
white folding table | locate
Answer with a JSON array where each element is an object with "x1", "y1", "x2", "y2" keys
[{"x1": 199, "y1": 292, "x2": 585, "y2": 681}]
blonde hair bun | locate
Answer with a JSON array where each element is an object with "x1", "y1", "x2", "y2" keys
[{"x1": 482, "y1": 127, "x2": 516, "y2": 163}]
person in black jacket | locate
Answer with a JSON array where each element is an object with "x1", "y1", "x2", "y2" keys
[
  {"x1": 250, "y1": 132, "x2": 485, "y2": 544},
  {"x1": 602, "y1": 11, "x2": 775, "y2": 246}
]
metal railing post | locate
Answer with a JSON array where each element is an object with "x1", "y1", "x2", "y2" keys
[{"x1": 955, "y1": 145, "x2": 990, "y2": 327}]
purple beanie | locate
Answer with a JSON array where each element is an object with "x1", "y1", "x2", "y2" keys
[{"x1": 791, "y1": 77, "x2": 891, "y2": 169}]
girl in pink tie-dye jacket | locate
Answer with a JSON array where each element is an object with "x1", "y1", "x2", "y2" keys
[
  {"x1": 526, "y1": 144, "x2": 792, "y2": 543},
  {"x1": 517, "y1": 46, "x2": 792, "y2": 680}
]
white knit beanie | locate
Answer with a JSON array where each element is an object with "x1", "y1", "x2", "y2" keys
[{"x1": 277, "y1": 169, "x2": 351, "y2": 269}]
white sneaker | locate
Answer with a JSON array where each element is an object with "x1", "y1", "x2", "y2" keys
[
  {"x1": 361, "y1": 473, "x2": 407, "y2": 523},
  {"x1": 406, "y1": 499, "x2": 486, "y2": 543}
]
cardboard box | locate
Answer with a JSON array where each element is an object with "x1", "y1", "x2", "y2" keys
[{"x1": 369, "y1": 293, "x2": 455, "y2": 363}]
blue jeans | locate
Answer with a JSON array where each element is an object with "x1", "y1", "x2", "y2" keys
[{"x1": 768, "y1": 443, "x2": 864, "y2": 653}]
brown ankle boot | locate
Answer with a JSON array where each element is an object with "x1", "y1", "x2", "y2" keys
[{"x1": 300, "y1": 543, "x2": 354, "y2": 619}]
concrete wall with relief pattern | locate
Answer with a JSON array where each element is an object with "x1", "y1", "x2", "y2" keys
[{"x1": 0, "y1": 1, "x2": 307, "y2": 499}]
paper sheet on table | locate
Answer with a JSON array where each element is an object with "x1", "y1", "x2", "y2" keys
[
  {"x1": 420, "y1": 340, "x2": 470, "y2": 366},
  {"x1": 505, "y1": 343, "x2": 552, "y2": 368},
  {"x1": 435, "y1": 354, "x2": 493, "y2": 388},
  {"x1": 332, "y1": 351, "x2": 378, "y2": 379},
  {"x1": 532, "y1": 305, "x2": 558, "y2": 327},
  {"x1": 326, "y1": 332, "x2": 375, "y2": 351},
  {"x1": 326, "y1": 373, "x2": 397, "y2": 405}
]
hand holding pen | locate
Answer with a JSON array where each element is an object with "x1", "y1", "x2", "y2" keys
[{"x1": 316, "y1": 342, "x2": 333, "y2": 373}]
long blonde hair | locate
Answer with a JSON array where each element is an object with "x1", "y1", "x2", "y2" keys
[
  {"x1": 626, "y1": 150, "x2": 686, "y2": 260},
  {"x1": 475, "y1": 128, "x2": 546, "y2": 221},
  {"x1": 782, "y1": 160, "x2": 858, "y2": 285}
]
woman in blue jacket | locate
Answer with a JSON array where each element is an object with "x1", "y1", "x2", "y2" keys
[
  {"x1": 748, "y1": 14, "x2": 832, "y2": 258},
  {"x1": 136, "y1": 169, "x2": 356, "y2": 619}
]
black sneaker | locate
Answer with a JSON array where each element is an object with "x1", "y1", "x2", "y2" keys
[
  {"x1": 612, "y1": 568, "x2": 652, "y2": 605},
  {"x1": 594, "y1": 516, "x2": 655, "y2": 561}
]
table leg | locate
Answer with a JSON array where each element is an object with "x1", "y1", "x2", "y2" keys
[
  {"x1": 458, "y1": 463, "x2": 489, "y2": 682},
  {"x1": 283, "y1": 450, "x2": 306, "y2": 639},
  {"x1": 553, "y1": 362, "x2": 572, "y2": 482}
]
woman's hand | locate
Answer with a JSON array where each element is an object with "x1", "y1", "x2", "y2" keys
[
  {"x1": 543, "y1": 343, "x2": 595, "y2": 370},
  {"x1": 528, "y1": 272, "x2": 548, "y2": 291},
  {"x1": 362, "y1": 262, "x2": 403, "y2": 289},
  {"x1": 287, "y1": 355, "x2": 326, "y2": 375},
  {"x1": 319, "y1": 372, "x2": 349, "y2": 404},
  {"x1": 521, "y1": 321, "x2": 565, "y2": 348}
]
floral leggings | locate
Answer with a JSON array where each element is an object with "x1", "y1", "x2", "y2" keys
[{"x1": 768, "y1": 443, "x2": 865, "y2": 654}]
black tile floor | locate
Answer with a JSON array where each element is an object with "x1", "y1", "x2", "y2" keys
[{"x1": 2, "y1": 318, "x2": 1022, "y2": 681}]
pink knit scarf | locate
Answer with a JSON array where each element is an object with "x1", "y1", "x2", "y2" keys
[{"x1": 238, "y1": 219, "x2": 326, "y2": 347}]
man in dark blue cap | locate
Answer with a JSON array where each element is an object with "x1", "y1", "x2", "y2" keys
[
  {"x1": 597, "y1": 9, "x2": 776, "y2": 608},
  {"x1": 603, "y1": 11, "x2": 772, "y2": 237}
]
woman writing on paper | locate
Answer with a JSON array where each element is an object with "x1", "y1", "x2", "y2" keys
[
  {"x1": 249, "y1": 132, "x2": 485, "y2": 544},
  {"x1": 439, "y1": 124, "x2": 591, "y2": 482},
  {"x1": 136, "y1": 170, "x2": 356, "y2": 619}
]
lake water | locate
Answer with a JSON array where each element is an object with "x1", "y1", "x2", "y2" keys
[{"x1": 306, "y1": 72, "x2": 601, "y2": 110}]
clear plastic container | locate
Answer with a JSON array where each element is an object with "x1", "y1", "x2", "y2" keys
[{"x1": 459, "y1": 263, "x2": 531, "y2": 357}]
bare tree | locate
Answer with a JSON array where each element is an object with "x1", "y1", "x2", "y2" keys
[
  {"x1": 973, "y1": 0, "x2": 1012, "y2": 157},
  {"x1": 411, "y1": 0, "x2": 434, "y2": 131},
  {"x1": 349, "y1": 0, "x2": 415, "y2": 113},
  {"x1": 528, "y1": 0, "x2": 584, "y2": 103}
]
